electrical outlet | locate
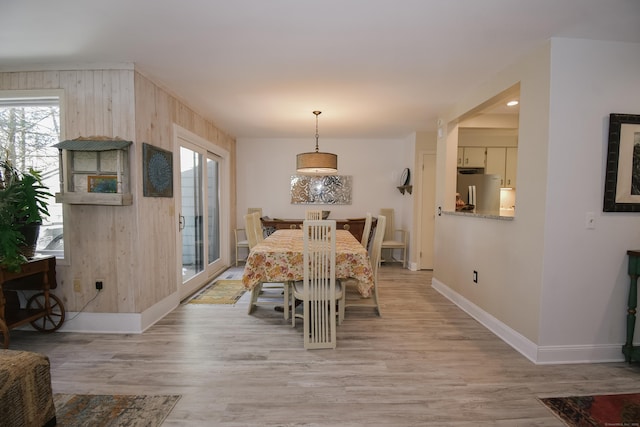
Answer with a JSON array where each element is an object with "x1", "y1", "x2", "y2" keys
[
  {"x1": 95, "y1": 281, "x2": 103, "y2": 290},
  {"x1": 73, "y1": 278, "x2": 82, "y2": 293},
  {"x1": 473, "y1": 270, "x2": 478, "y2": 283}
]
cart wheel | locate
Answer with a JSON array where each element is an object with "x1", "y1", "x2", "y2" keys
[
  {"x1": 0, "y1": 319, "x2": 8, "y2": 348},
  {"x1": 27, "y1": 293, "x2": 66, "y2": 332}
]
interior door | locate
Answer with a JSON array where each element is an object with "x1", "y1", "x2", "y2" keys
[
  {"x1": 419, "y1": 152, "x2": 436, "y2": 269},
  {"x1": 177, "y1": 131, "x2": 228, "y2": 300}
]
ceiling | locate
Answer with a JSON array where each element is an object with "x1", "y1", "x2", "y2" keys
[{"x1": 1, "y1": 1, "x2": 639, "y2": 140}]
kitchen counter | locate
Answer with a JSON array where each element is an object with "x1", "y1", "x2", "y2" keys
[{"x1": 444, "y1": 210, "x2": 514, "y2": 221}]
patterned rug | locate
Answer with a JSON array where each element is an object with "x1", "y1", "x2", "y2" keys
[
  {"x1": 53, "y1": 394, "x2": 180, "y2": 426},
  {"x1": 539, "y1": 392, "x2": 640, "y2": 426},
  {"x1": 188, "y1": 279, "x2": 246, "y2": 304}
]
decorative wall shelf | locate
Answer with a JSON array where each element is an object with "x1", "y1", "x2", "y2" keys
[
  {"x1": 397, "y1": 168, "x2": 412, "y2": 195},
  {"x1": 53, "y1": 137, "x2": 133, "y2": 206},
  {"x1": 397, "y1": 185, "x2": 413, "y2": 195}
]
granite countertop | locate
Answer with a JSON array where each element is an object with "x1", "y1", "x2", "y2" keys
[{"x1": 444, "y1": 210, "x2": 514, "y2": 221}]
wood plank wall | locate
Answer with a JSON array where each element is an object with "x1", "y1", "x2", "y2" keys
[{"x1": 0, "y1": 67, "x2": 236, "y2": 315}]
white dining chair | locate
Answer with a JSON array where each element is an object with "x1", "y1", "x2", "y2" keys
[
  {"x1": 234, "y1": 228, "x2": 249, "y2": 266},
  {"x1": 340, "y1": 215, "x2": 385, "y2": 318},
  {"x1": 360, "y1": 212, "x2": 373, "y2": 250},
  {"x1": 244, "y1": 213, "x2": 259, "y2": 250},
  {"x1": 292, "y1": 220, "x2": 343, "y2": 349},
  {"x1": 251, "y1": 211, "x2": 264, "y2": 244},
  {"x1": 379, "y1": 208, "x2": 407, "y2": 267},
  {"x1": 245, "y1": 213, "x2": 289, "y2": 318}
]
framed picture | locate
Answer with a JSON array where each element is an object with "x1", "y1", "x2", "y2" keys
[
  {"x1": 603, "y1": 114, "x2": 640, "y2": 212},
  {"x1": 142, "y1": 143, "x2": 173, "y2": 197},
  {"x1": 87, "y1": 175, "x2": 118, "y2": 193},
  {"x1": 291, "y1": 175, "x2": 352, "y2": 205}
]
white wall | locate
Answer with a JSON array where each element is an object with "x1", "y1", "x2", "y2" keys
[
  {"x1": 236, "y1": 136, "x2": 413, "y2": 247},
  {"x1": 433, "y1": 37, "x2": 640, "y2": 364},
  {"x1": 434, "y1": 41, "x2": 551, "y2": 352},
  {"x1": 539, "y1": 39, "x2": 640, "y2": 356}
]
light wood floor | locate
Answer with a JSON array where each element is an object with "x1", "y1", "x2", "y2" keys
[{"x1": 9, "y1": 266, "x2": 640, "y2": 426}]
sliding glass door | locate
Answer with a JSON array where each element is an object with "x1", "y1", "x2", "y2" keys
[{"x1": 176, "y1": 127, "x2": 229, "y2": 300}]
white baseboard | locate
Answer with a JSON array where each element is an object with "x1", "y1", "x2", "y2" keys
[
  {"x1": 431, "y1": 278, "x2": 625, "y2": 365},
  {"x1": 58, "y1": 291, "x2": 179, "y2": 334}
]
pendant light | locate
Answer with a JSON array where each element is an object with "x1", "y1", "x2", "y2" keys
[{"x1": 296, "y1": 111, "x2": 337, "y2": 174}]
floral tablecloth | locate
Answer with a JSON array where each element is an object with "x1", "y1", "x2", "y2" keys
[{"x1": 242, "y1": 229, "x2": 375, "y2": 297}]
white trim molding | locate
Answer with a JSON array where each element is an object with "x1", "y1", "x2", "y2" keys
[
  {"x1": 57, "y1": 291, "x2": 179, "y2": 334},
  {"x1": 431, "y1": 278, "x2": 625, "y2": 364}
]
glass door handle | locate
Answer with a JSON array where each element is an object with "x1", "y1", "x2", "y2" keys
[{"x1": 179, "y1": 214, "x2": 185, "y2": 231}]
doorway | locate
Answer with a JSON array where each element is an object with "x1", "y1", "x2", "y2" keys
[
  {"x1": 175, "y1": 126, "x2": 229, "y2": 300},
  {"x1": 419, "y1": 152, "x2": 436, "y2": 269}
]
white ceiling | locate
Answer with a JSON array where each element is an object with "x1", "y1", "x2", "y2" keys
[{"x1": 1, "y1": 0, "x2": 639, "y2": 139}]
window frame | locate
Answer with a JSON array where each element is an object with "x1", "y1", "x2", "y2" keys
[{"x1": 0, "y1": 89, "x2": 68, "y2": 264}]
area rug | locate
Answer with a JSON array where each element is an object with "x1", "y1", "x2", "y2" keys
[
  {"x1": 539, "y1": 392, "x2": 640, "y2": 426},
  {"x1": 188, "y1": 279, "x2": 246, "y2": 304},
  {"x1": 53, "y1": 393, "x2": 180, "y2": 426}
]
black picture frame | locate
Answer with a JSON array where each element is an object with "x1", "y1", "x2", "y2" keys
[
  {"x1": 142, "y1": 143, "x2": 173, "y2": 197},
  {"x1": 603, "y1": 113, "x2": 640, "y2": 212}
]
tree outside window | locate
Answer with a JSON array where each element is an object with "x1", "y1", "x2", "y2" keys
[{"x1": 0, "y1": 97, "x2": 63, "y2": 257}]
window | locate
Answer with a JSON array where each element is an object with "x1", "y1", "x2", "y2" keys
[{"x1": 0, "y1": 91, "x2": 64, "y2": 258}]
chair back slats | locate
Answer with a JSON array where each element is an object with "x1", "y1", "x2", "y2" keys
[
  {"x1": 252, "y1": 211, "x2": 264, "y2": 244},
  {"x1": 303, "y1": 220, "x2": 337, "y2": 349},
  {"x1": 379, "y1": 208, "x2": 395, "y2": 241},
  {"x1": 305, "y1": 210, "x2": 322, "y2": 220},
  {"x1": 244, "y1": 213, "x2": 258, "y2": 249},
  {"x1": 370, "y1": 215, "x2": 386, "y2": 281},
  {"x1": 361, "y1": 212, "x2": 373, "y2": 248}
]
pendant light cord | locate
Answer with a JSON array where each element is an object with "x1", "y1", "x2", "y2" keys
[{"x1": 313, "y1": 110, "x2": 321, "y2": 152}]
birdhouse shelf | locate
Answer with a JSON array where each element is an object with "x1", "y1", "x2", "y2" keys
[{"x1": 53, "y1": 137, "x2": 133, "y2": 206}]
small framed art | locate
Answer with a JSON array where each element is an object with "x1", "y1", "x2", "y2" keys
[{"x1": 143, "y1": 143, "x2": 173, "y2": 197}]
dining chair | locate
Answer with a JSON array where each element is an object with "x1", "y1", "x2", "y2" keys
[
  {"x1": 360, "y1": 212, "x2": 373, "y2": 250},
  {"x1": 245, "y1": 213, "x2": 289, "y2": 318},
  {"x1": 251, "y1": 211, "x2": 264, "y2": 244},
  {"x1": 379, "y1": 208, "x2": 407, "y2": 267},
  {"x1": 305, "y1": 210, "x2": 322, "y2": 220},
  {"x1": 234, "y1": 228, "x2": 249, "y2": 266},
  {"x1": 340, "y1": 215, "x2": 385, "y2": 318},
  {"x1": 244, "y1": 213, "x2": 259, "y2": 249},
  {"x1": 247, "y1": 207, "x2": 263, "y2": 218},
  {"x1": 291, "y1": 220, "x2": 343, "y2": 349}
]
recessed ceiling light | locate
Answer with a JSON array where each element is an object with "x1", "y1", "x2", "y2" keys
[{"x1": 507, "y1": 100, "x2": 519, "y2": 107}]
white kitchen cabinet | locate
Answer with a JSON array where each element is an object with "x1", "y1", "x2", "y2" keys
[
  {"x1": 459, "y1": 147, "x2": 485, "y2": 168},
  {"x1": 485, "y1": 147, "x2": 506, "y2": 186},
  {"x1": 505, "y1": 147, "x2": 517, "y2": 188}
]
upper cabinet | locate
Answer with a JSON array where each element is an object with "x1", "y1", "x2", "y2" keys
[
  {"x1": 484, "y1": 146, "x2": 517, "y2": 188},
  {"x1": 458, "y1": 147, "x2": 486, "y2": 168},
  {"x1": 485, "y1": 147, "x2": 506, "y2": 185}
]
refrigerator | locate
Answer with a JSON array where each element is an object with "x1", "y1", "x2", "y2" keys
[{"x1": 456, "y1": 173, "x2": 501, "y2": 214}]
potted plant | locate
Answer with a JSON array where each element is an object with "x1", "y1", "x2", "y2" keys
[{"x1": 0, "y1": 159, "x2": 52, "y2": 272}]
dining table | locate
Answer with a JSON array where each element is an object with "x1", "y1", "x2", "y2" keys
[{"x1": 242, "y1": 229, "x2": 375, "y2": 298}]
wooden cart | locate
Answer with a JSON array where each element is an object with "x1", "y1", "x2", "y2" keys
[{"x1": 0, "y1": 256, "x2": 65, "y2": 348}]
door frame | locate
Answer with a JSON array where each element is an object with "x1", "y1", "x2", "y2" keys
[
  {"x1": 417, "y1": 150, "x2": 436, "y2": 270},
  {"x1": 173, "y1": 125, "x2": 230, "y2": 299}
]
